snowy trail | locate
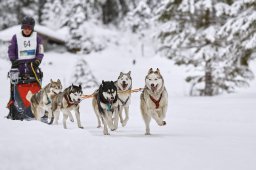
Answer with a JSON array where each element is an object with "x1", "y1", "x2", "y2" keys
[{"x1": 1, "y1": 49, "x2": 256, "y2": 170}]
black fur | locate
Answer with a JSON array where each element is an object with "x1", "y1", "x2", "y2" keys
[{"x1": 97, "y1": 81, "x2": 118, "y2": 114}]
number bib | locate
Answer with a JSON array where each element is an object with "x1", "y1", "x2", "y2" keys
[{"x1": 16, "y1": 32, "x2": 37, "y2": 60}]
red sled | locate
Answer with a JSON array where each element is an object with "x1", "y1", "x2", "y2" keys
[{"x1": 16, "y1": 82, "x2": 41, "y2": 108}]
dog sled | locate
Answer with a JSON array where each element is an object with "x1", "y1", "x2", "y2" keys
[{"x1": 6, "y1": 67, "x2": 42, "y2": 120}]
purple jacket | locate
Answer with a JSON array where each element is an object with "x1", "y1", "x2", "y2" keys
[{"x1": 8, "y1": 33, "x2": 44, "y2": 75}]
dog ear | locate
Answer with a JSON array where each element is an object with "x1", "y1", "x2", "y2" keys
[
  {"x1": 70, "y1": 84, "x2": 73, "y2": 91},
  {"x1": 102, "y1": 80, "x2": 105, "y2": 86},
  {"x1": 148, "y1": 68, "x2": 153, "y2": 74},
  {"x1": 57, "y1": 79, "x2": 60, "y2": 83},
  {"x1": 119, "y1": 72, "x2": 124, "y2": 77},
  {"x1": 79, "y1": 84, "x2": 82, "y2": 89},
  {"x1": 128, "y1": 71, "x2": 131, "y2": 76},
  {"x1": 50, "y1": 79, "x2": 53, "y2": 83},
  {"x1": 156, "y1": 68, "x2": 160, "y2": 74}
]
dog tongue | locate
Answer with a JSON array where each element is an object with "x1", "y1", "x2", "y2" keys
[
  {"x1": 122, "y1": 83, "x2": 128, "y2": 90},
  {"x1": 151, "y1": 86, "x2": 157, "y2": 92}
]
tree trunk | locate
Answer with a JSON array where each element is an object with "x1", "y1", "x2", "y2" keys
[{"x1": 204, "y1": 59, "x2": 213, "y2": 96}]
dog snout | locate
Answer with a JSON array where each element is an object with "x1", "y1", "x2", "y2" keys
[
  {"x1": 122, "y1": 81, "x2": 126, "y2": 84},
  {"x1": 111, "y1": 96, "x2": 114, "y2": 100},
  {"x1": 151, "y1": 84, "x2": 155, "y2": 87}
]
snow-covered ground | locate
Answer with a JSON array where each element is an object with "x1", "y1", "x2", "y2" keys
[{"x1": 0, "y1": 31, "x2": 256, "y2": 170}]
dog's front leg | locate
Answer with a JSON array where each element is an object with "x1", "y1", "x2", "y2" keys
[
  {"x1": 101, "y1": 116, "x2": 110, "y2": 135},
  {"x1": 113, "y1": 109, "x2": 119, "y2": 130},
  {"x1": 106, "y1": 111, "x2": 115, "y2": 131},
  {"x1": 53, "y1": 109, "x2": 60, "y2": 125},
  {"x1": 68, "y1": 111, "x2": 74, "y2": 122},
  {"x1": 118, "y1": 106, "x2": 124, "y2": 124},
  {"x1": 74, "y1": 107, "x2": 84, "y2": 129},
  {"x1": 62, "y1": 110, "x2": 69, "y2": 129},
  {"x1": 47, "y1": 108, "x2": 54, "y2": 124},
  {"x1": 122, "y1": 106, "x2": 129, "y2": 127},
  {"x1": 152, "y1": 110, "x2": 166, "y2": 126}
]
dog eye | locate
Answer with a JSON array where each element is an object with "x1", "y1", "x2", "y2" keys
[
  {"x1": 149, "y1": 79, "x2": 152, "y2": 81},
  {"x1": 155, "y1": 78, "x2": 157, "y2": 80}
]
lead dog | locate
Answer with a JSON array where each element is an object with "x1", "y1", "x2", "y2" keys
[
  {"x1": 140, "y1": 68, "x2": 168, "y2": 135},
  {"x1": 115, "y1": 71, "x2": 132, "y2": 127}
]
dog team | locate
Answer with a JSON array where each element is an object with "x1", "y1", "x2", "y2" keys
[{"x1": 26, "y1": 68, "x2": 168, "y2": 135}]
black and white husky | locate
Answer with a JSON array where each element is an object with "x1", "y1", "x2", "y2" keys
[
  {"x1": 115, "y1": 71, "x2": 132, "y2": 127},
  {"x1": 140, "y1": 68, "x2": 168, "y2": 135},
  {"x1": 51, "y1": 84, "x2": 84, "y2": 129},
  {"x1": 92, "y1": 81, "x2": 119, "y2": 135}
]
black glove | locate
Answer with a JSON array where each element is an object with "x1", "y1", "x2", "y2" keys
[
  {"x1": 30, "y1": 59, "x2": 41, "y2": 68},
  {"x1": 11, "y1": 60, "x2": 21, "y2": 68}
]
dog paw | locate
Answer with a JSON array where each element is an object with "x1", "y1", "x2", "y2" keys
[
  {"x1": 145, "y1": 132, "x2": 151, "y2": 135},
  {"x1": 104, "y1": 132, "x2": 110, "y2": 135},
  {"x1": 111, "y1": 128, "x2": 117, "y2": 131},
  {"x1": 79, "y1": 126, "x2": 84, "y2": 129},
  {"x1": 163, "y1": 121, "x2": 166, "y2": 126},
  {"x1": 97, "y1": 125, "x2": 101, "y2": 128},
  {"x1": 70, "y1": 119, "x2": 74, "y2": 122}
]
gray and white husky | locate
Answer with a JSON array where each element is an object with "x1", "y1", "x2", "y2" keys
[
  {"x1": 115, "y1": 71, "x2": 132, "y2": 127},
  {"x1": 51, "y1": 84, "x2": 84, "y2": 129},
  {"x1": 26, "y1": 79, "x2": 62, "y2": 122},
  {"x1": 92, "y1": 81, "x2": 119, "y2": 135},
  {"x1": 140, "y1": 68, "x2": 168, "y2": 135}
]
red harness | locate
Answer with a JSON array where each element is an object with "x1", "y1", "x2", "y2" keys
[
  {"x1": 149, "y1": 93, "x2": 163, "y2": 109},
  {"x1": 64, "y1": 94, "x2": 79, "y2": 108}
]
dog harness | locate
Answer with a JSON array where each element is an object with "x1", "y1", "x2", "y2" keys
[
  {"x1": 149, "y1": 93, "x2": 163, "y2": 109},
  {"x1": 64, "y1": 94, "x2": 80, "y2": 108},
  {"x1": 118, "y1": 96, "x2": 130, "y2": 106}
]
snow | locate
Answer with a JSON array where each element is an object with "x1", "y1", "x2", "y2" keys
[{"x1": 1, "y1": 30, "x2": 256, "y2": 170}]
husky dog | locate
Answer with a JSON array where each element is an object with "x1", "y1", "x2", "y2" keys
[
  {"x1": 26, "y1": 79, "x2": 62, "y2": 121},
  {"x1": 52, "y1": 84, "x2": 84, "y2": 129},
  {"x1": 140, "y1": 68, "x2": 168, "y2": 135},
  {"x1": 92, "y1": 81, "x2": 119, "y2": 135},
  {"x1": 115, "y1": 71, "x2": 132, "y2": 127}
]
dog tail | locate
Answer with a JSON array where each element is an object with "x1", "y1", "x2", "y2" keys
[{"x1": 26, "y1": 90, "x2": 33, "y2": 102}]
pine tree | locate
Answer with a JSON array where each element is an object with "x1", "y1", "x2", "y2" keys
[
  {"x1": 158, "y1": 0, "x2": 253, "y2": 96},
  {"x1": 71, "y1": 58, "x2": 99, "y2": 89},
  {"x1": 41, "y1": 0, "x2": 67, "y2": 30},
  {"x1": 66, "y1": 0, "x2": 86, "y2": 52},
  {"x1": 123, "y1": 0, "x2": 152, "y2": 33},
  {"x1": 0, "y1": 0, "x2": 19, "y2": 30}
]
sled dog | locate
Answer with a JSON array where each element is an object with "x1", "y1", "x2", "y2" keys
[
  {"x1": 52, "y1": 84, "x2": 84, "y2": 129},
  {"x1": 26, "y1": 79, "x2": 62, "y2": 121},
  {"x1": 140, "y1": 68, "x2": 168, "y2": 135},
  {"x1": 92, "y1": 81, "x2": 119, "y2": 135},
  {"x1": 115, "y1": 71, "x2": 132, "y2": 127}
]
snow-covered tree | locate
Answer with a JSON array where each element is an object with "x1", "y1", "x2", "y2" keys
[
  {"x1": 0, "y1": 0, "x2": 19, "y2": 30},
  {"x1": 218, "y1": 0, "x2": 256, "y2": 66},
  {"x1": 41, "y1": 0, "x2": 67, "y2": 30},
  {"x1": 158, "y1": 0, "x2": 254, "y2": 96},
  {"x1": 71, "y1": 58, "x2": 99, "y2": 89},
  {"x1": 123, "y1": 0, "x2": 152, "y2": 33},
  {"x1": 66, "y1": 0, "x2": 86, "y2": 52}
]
